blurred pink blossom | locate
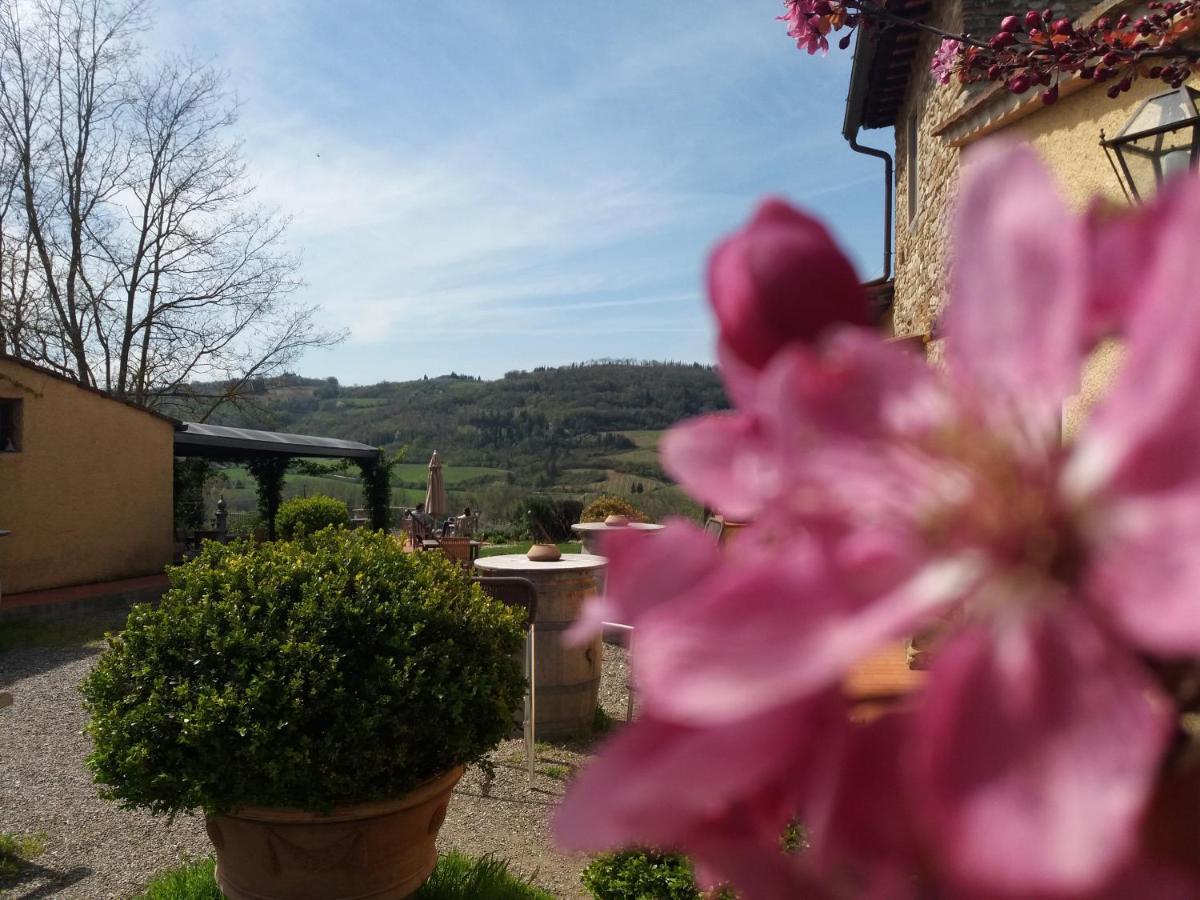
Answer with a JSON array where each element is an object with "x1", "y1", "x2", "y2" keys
[
  {"x1": 931, "y1": 38, "x2": 961, "y2": 84},
  {"x1": 556, "y1": 145, "x2": 1200, "y2": 896},
  {"x1": 708, "y1": 199, "x2": 869, "y2": 379}
]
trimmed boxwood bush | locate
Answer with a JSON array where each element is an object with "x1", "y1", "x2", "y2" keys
[
  {"x1": 582, "y1": 850, "x2": 701, "y2": 899},
  {"x1": 580, "y1": 496, "x2": 648, "y2": 524},
  {"x1": 83, "y1": 529, "x2": 525, "y2": 816},
  {"x1": 275, "y1": 494, "x2": 349, "y2": 540}
]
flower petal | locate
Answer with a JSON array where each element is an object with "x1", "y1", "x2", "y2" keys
[
  {"x1": 1086, "y1": 489, "x2": 1200, "y2": 656},
  {"x1": 911, "y1": 610, "x2": 1170, "y2": 895},
  {"x1": 632, "y1": 527, "x2": 973, "y2": 724},
  {"x1": 1068, "y1": 173, "x2": 1200, "y2": 500},
  {"x1": 944, "y1": 143, "x2": 1087, "y2": 437},
  {"x1": 554, "y1": 694, "x2": 844, "y2": 853},
  {"x1": 660, "y1": 412, "x2": 776, "y2": 523},
  {"x1": 564, "y1": 519, "x2": 720, "y2": 644}
]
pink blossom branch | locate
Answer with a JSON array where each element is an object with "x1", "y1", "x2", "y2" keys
[{"x1": 781, "y1": 0, "x2": 1200, "y2": 104}]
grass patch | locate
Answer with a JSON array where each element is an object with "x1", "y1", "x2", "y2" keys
[
  {"x1": 135, "y1": 852, "x2": 551, "y2": 900},
  {"x1": 416, "y1": 850, "x2": 553, "y2": 899},
  {"x1": 136, "y1": 858, "x2": 221, "y2": 899},
  {"x1": 0, "y1": 831, "x2": 46, "y2": 880},
  {"x1": 478, "y1": 541, "x2": 581, "y2": 558},
  {"x1": 0, "y1": 616, "x2": 123, "y2": 654},
  {"x1": 541, "y1": 764, "x2": 569, "y2": 780},
  {"x1": 616, "y1": 430, "x2": 663, "y2": 449}
]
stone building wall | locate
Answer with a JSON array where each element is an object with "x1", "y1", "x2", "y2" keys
[
  {"x1": 891, "y1": 1, "x2": 965, "y2": 338},
  {"x1": 890, "y1": 0, "x2": 1104, "y2": 337}
]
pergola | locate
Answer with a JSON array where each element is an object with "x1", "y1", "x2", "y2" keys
[{"x1": 174, "y1": 422, "x2": 387, "y2": 537}]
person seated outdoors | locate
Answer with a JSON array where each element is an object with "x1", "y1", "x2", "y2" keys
[
  {"x1": 409, "y1": 502, "x2": 437, "y2": 540},
  {"x1": 455, "y1": 506, "x2": 475, "y2": 538}
]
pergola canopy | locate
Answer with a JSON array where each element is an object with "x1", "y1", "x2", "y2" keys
[{"x1": 174, "y1": 422, "x2": 379, "y2": 461}]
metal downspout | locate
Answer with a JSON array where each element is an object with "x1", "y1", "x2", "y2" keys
[{"x1": 846, "y1": 127, "x2": 893, "y2": 281}]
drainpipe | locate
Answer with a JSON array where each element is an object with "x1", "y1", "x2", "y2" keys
[{"x1": 846, "y1": 126, "x2": 893, "y2": 281}]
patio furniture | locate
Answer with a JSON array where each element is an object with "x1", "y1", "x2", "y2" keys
[
  {"x1": 430, "y1": 536, "x2": 477, "y2": 569},
  {"x1": 570, "y1": 521, "x2": 663, "y2": 555},
  {"x1": 473, "y1": 553, "x2": 607, "y2": 739},
  {"x1": 420, "y1": 538, "x2": 481, "y2": 561},
  {"x1": 473, "y1": 576, "x2": 538, "y2": 786}
]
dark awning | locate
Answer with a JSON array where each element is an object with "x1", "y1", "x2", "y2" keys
[
  {"x1": 174, "y1": 422, "x2": 379, "y2": 461},
  {"x1": 843, "y1": 0, "x2": 932, "y2": 136}
]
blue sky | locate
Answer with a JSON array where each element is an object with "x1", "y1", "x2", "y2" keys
[{"x1": 153, "y1": 1, "x2": 891, "y2": 384}]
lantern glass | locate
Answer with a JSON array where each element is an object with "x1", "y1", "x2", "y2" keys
[{"x1": 1104, "y1": 86, "x2": 1200, "y2": 200}]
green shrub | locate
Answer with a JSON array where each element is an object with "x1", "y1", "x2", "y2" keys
[
  {"x1": 275, "y1": 494, "x2": 350, "y2": 540},
  {"x1": 83, "y1": 529, "x2": 525, "y2": 816},
  {"x1": 580, "y1": 495, "x2": 648, "y2": 524},
  {"x1": 524, "y1": 496, "x2": 584, "y2": 542},
  {"x1": 582, "y1": 849, "x2": 701, "y2": 899}
]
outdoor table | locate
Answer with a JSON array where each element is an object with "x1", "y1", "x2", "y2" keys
[
  {"x1": 421, "y1": 539, "x2": 482, "y2": 560},
  {"x1": 570, "y1": 521, "x2": 663, "y2": 555},
  {"x1": 474, "y1": 553, "x2": 607, "y2": 739}
]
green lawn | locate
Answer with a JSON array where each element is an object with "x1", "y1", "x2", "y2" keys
[
  {"x1": 389, "y1": 463, "x2": 509, "y2": 486},
  {"x1": 616, "y1": 429, "x2": 663, "y2": 448}
]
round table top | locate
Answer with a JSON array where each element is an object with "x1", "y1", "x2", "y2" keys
[
  {"x1": 570, "y1": 522, "x2": 664, "y2": 533},
  {"x1": 474, "y1": 552, "x2": 608, "y2": 573}
]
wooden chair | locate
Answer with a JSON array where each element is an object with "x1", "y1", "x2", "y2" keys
[
  {"x1": 473, "y1": 576, "x2": 538, "y2": 786},
  {"x1": 435, "y1": 536, "x2": 475, "y2": 569}
]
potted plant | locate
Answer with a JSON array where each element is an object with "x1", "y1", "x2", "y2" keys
[{"x1": 82, "y1": 528, "x2": 525, "y2": 900}]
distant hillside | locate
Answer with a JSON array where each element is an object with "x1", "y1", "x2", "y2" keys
[{"x1": 171, "y1": 362, "x2": 729, "y2": 523}]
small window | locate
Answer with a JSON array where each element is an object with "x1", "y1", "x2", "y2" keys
[
  {"x1": 0, "y1": 398, "x2": 22, "y2": 452},
  {"x1": 907, "y1": 110, "x2": 920, "y2": 225}
]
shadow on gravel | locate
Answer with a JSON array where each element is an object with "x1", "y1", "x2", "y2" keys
[
  {"x1": 0, "y1": 642, "x2": 109, "y2": 688},
  {"x1": 0, "y1": 860, "x2": 93, "y2": 899}
]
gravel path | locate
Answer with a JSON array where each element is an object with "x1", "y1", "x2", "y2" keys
[{"x1": 0, "y1": 619, "x2": 631, "y2": 899}]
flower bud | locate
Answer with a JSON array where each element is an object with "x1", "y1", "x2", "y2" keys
[
  {"x1": 1008, "y1": 73, "x2": 1032, "y2": 93},
  {"x1": 1053, "y1": 17, "x2": 1073, "y2": 34},
  {"x1": 708, "y1": 199, "x2": 869, "y2": 370},
  {"x1": 1000, "y1": 14, "x2": 1022, "y2": 31},
  {"x1": 1041, "y1": 84, "x2": 1059, "y2": 104},
  {"x1": 1024, "y1": 10, "x2": 1042, "y2": 28}
]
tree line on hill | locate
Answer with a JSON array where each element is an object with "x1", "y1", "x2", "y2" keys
[{"x1": 172, "y1": 361, "x2": 729, "y2": 485}]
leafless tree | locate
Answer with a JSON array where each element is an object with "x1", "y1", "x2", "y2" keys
[{"x1": 0, "y1": 0, "x2": 337, "y2": 416}]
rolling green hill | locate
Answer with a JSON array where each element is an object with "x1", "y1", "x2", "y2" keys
[{"x1": 177, "y1": 361, "x2": 727, "y2": 529}]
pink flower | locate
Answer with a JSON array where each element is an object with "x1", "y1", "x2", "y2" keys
[
  {"x1": 931, "y1": 38, "x2": 961, "y2": 85},
  {"x1": 557, "y1": 144, "x2": 1200, "y2": 896},
  {"x1": 779, "y1": 0, "x2": 834, "y2": 55},
  {"x1": 709, "y1": 198, "x2": 869, "y2": 381}
]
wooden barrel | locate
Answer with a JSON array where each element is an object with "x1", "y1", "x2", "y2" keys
[{"x1": 475, "y1": 554, "x2": 607, "y2": 740}]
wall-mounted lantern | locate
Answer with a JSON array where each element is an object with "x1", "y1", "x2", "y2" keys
[{"x1": 1101, "y1": 85, "x2": 1200, "y2": 202}]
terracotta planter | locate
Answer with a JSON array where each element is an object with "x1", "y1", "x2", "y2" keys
[
  {"x1": 526, "y1": 542, "x2": 561, "y2": 562},
  {"x1": 206, "y1": 766, "x2": 463, "y2": 900}
]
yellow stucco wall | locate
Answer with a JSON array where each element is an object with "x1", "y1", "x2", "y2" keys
[
  {"x1": 994, "y1": 75, "x2": 1198, "y2": 209},
  {"x1": 0, "y1": 358, "x2": 174, "y2": 594}
]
